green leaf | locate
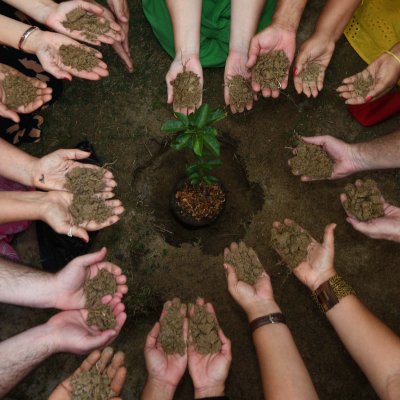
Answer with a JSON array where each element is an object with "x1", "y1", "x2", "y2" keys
[
  {"x1": 190, "y1": 177, "x2": 201, "y2": 185},
  {"x1": 161, "y1": 120, "x2": 186, "y2": 133},
  {"x1": 207, "y1": 108, "x2": 226, "y2": 124},
  {"x1": 174, "y1": 112, "x2": 189, "y2": 126},
  {"x1": 203, "y1": 175, "x2": 219, "y2": 184},
  {"x1": 171, "y1": 133, "x2": 191, "y2": 150},
  {"x1": 192, "y1": 135, "x2": 204, "y2": 157},
  {"x1": 186, "y1": 163, "x2": 200, "y2": 175},
  {"x1": 194, "y1": 104, "x2": 210, "y2": 129},
  {"x1": 188, "y1": 112, "x2": 196, "y2": 126},
  {"x1": 205, "y1": 127, "x2": 218, "y2": 136},
  {"x1": 203, "y1": 133, "x2": 220, "y2": 156}
]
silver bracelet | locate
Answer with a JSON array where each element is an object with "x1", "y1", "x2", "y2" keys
[{"x1": 18, "y1": 26, "x2": 39, "y2": 51}]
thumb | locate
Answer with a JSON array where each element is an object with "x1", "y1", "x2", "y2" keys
[
  {"x1": 246, "y1": 37, "x2": 261, "y2": 68},
  {"x1": 224, "y1": 263, "x2": 238, "y2": 291},
  {"x1": 86, "y1": 330, "x2": 117, "y2": 350},
  {"x1": 323, "y1": 223, "x2": 336, "y2": 249},
  {"x1": 113, "y1": 1, "x2": 128, "y2": 22},
  {"x1": 301, "y1": 135, "x2": 331, "y2": 147},
  {"x1": 0, "y1": 104, "x2": 20, "y2": 122},
  {"x1": 72, "y1": 225, "x2": 90, "y2": 243},
  {"x1": 72, "y1": 247, "x2": 107, "y2": 268},
  {"x1": 61, "y1": 149, "x2": 91, "y2": 160}
]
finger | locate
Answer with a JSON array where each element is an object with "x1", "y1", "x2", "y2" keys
[
  {"x1": 196, "y1": 297, "x2": 205, "y2": 306},
  {"x1": 293, "y1": 75, "x2": 303, "y2": 94},
  {"x1": 95, "y1": 347, "x2": 115, "y2": 373},
  {"x1": 80, "y1": 2, "x2": 104, "y2": 16},
  {"x1": 72, "y1": 247, "x2": 107, "y2": 268},
  {"x1": 182, "y1": 316, "x2": 189, "y2": 343},
  {"x1": 303, "y1": 82, "x2": 312, "y2": 98},
  {"x1": 71, "y1": 225, "x2": 90, "y2": 242},
  {"x1": 342, "y1": 75, "x2": 357, "y2": 85},
  {"x1": 218, "y1": 328, "x2": 231, "y2": 356},
  {"x1": 145, "y1": 322, "x2": 160, "y2": 349},
  {"x1": 309, "y1": 80, "x2": 319, "y2": 98},
  {"x1": 107, "y1": 350, "x2": 125, "y2": 379},
  {"x1": 75, "y1": 350, "x2": 102, "y2": 374},
  {"x1": 110, "y1": 366, "x2": 127, "y2": 395},
  {"x1": 317, "y1": 69, "x2": 326, "y2": 92},
  {"x1": 166, "y1": 75, "x2": 174, "y2": 104},
  {"x1": 112, "y1": 42, "x2": 133, "y2": 72},
  {"x1": 113, "y1": 0, "x2": 129, "y2": 22},
  {"x1": 224, "y1": 262, "x2": 239, "y2": 290},
  {"x1": 262, "y1": 87, "x2": 272, "y2": 97},
  {"x1": 0, "y1": 104, "x2": 20, "y2": 122},
  {"x1": 323, "y1": 223, "x2": 336, "y2": 248},
  {"x1": 301, "y1": 135, "x2": 328, "y2": 147},
  {"x1": 114, "y1": 311, "x2": 127, "y2": 334}
]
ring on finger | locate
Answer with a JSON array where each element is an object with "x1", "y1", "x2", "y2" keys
[{"x1": 67, "y1": 225, "x2": 73, "y2": 237}]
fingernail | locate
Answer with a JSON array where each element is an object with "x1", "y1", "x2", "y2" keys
[
  {"x1": 293, "y1": 67, "x2": 298, "y2": 76},
  {"x1": 63, "y1": 78, "x2": 69, "y2": 81},
  {"x1": 365, "y1": 96, "x2": 372, "y2": 103}
]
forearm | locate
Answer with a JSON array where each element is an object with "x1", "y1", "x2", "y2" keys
[
  {"x1": 230, "y1": 0, "x2": 266, "y2": 53},
  {"x1": 327, "y1": 295, "x2": 400, "y2": 399},
  {"x1": 272, "y1": 0, "x2": 308, "y2": 32},
  {"x1": 0, "y1": 323, "x2": 56, "y2": 397},
  {"x1": 140, "y1": 378, "x2": 176, "y2": 400},
  {"x1": 166, "y1": 0, "x2": 202, "y2": 58},
  {"x1": 2, "y1": 0, "x2": 56, "y2": 24}
]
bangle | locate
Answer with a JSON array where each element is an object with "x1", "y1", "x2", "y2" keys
[
  {"x1": 385, "y1": 50, "x2": 400, "y2": 65},
  {"x1": 250, "y1": 313, "x2": 286, "y2": 333},
  {"x1": 18, "y1": 26, "x2": 39, "y2": 51}
]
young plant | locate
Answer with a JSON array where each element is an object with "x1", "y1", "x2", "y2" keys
[{"x1": 161, "y1": 104, "x2": 226, "y2": 185}]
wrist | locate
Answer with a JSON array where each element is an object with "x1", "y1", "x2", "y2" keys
[
  {"x1": 37, "y1": 0, "x2": 58, "y2": 24},
  {"x1": 194, "y1": 384, "x2": 225, "y2": 399},
  {"x1": 22, "y1": 29, "x2": 45, "y2": 54},
  {"x1": 308, "y1": 268, "x2": 337, "y2": 292},
  {"x1": 143, "y1": 377, "x2": 177, "y2": 400},
  {"x1": 174, "y1": 50, "x2": 200, "y2": 63},
  {"x1": 38, "y1": 191, "x2": 56, "y2": 223},
  {"x1": 245, "y1": 300, "x2": 281, "y2": 322},
  {"x1": 35, "y1": 322, "x2": 60, "y2": 354}
]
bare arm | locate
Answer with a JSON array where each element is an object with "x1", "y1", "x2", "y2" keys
[
  {"x1": 272, "y1": 0, "x2": 308, "y2": 33},
  {"x1": 1, "y1": 0, "x2": 56, "y2": 24},
  {"x1": 0, "y1": 14, "x2": 35, "y2": 52}
]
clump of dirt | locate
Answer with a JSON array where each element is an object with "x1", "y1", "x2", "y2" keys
[
  {"x1": 171, "y1": 70, "x2": 202, "y2": 109},
  {"x1": 189, "y1": 303, "x2": 221, "y2": 354},
  {"x1": 175, "y1": 181, "x2": 226, "y2": 221},
  {"x1": 343, "y1": 179, "x2": 385, "y2": 221},
  {"x1": 87, "y1": 303, "x2": 116, "y2": 330},
  {"x1": 353, "y1": 73, "x2": 374, "y2": 97},
  {"x1": 271, "y1": 221, "x2": 312, "y2": 270},
  {"x1": 70, "y1": 194, "x2": 113, "y2": 224},
  {"x1": 84, "y1": 269, "x2": 117, "y2": 308},
  {"x1": 65, "y1": 167, "x2": 106, "y2": 195},
  {"x1": 63, "y1": 7, "x2": 110, "y2": 41},
  {"x1": 71, "y1": 369, "x2": 114, "y2": 399},
  {"x1": 2, "y1": 75, "x2": 37, "y2": 109},
  {"x1": 299, "y1": 62, "x2": 320, "y2": 84},
  {"x1": 226, "y1": 75, "x2": 253, "y2": 109},
  {"x1": 59, "y1": 44, "x2": 99, "y2": 71},
  {"x1": 252, "y1": 50, "x2": 290, "y2": 90},
  {"x1": 224, "y1": 242, "x2": 265, "y2": 285},
  {"x1": 290, "y1": 142, "x2": 334, "y2": 179},
  {"x1": 159, "y1": 299, "x2": 186, "y2": 355}
]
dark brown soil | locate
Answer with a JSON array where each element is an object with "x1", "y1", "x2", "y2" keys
[
  {"x1": 175, "y1": 181, "x2": 226, "y2": 222},
  {"x1": 252, "y1": 50, "x2": 290, "y2": 90},
  {"x1": 65, "y1": 167, "x2": 106, "y2": 195},
  {"x1": 353, "y1": 73, "x2": 374, "y2": 97},
  {"x1": 84, "y1": 269, "x2": 117, "y2": 309},
  {"x1": 290, "y1": 142, "x2": 334, "y2": 179},
  {"x1": 224, "y1": 242, "x2": 265, "y2": 285},
  {"x1": 59, "y1": 44, "x2": 99, "y2": 71},
  {"x1": 2, "y1": 75, "x2": 37, "y2": 109},
  {"x1": 189, "y1": 303, "x2": 221, "y2": 354},
  {"x1": 71, "y1": 368, "x2": 114, "y2": 399},
  {"x1": 171, "y1": 71, "x2": 202, "y2": 109},
  {"x1": 271, "y1": 222, "x2": 312, "y2": 270},
  {"x1": 159, "y1": 299, "x2": 186, "y2": 355},
  {"x1": 63, "y1": 7, "x2": 110, "y2": 41},
  {"x1": 226, "y1": 75, "x2": 253, "y2": 108},
  {"x1": 87, "y1": 303, "x2": 116, "y2": 330},
  {"x1": 299, "y1": 63, "x2": 320, "y2": 84},
  {"x1": 343, "y1": 179, "x2": 385, "y2": 221}
]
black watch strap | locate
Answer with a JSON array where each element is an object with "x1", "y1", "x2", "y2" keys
[{"x1": 250, "y1": 313, "x2": 286, "y2": 333}]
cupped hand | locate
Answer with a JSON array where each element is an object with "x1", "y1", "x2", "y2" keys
[
  {"x1": 32, "y1": 148, "x2": 116, "y2": 192},
  {"x1": 337, "y1": 51, "x2": 400, "y2": 104},
  {"x1": 54, "y1": 247, "x2": 128, "y2": 310},
  {"x1": 188, "y1": 298, "x2": 231, "y2": 399},
  {"x1": 293, "y1": 33, "x2": 335, "y2": 98},
  {"x1": 166, "y1": 55, "x2": 203, "y2": 115},
  {"x1": 289, "y1": 135, "x2": 361, "y2": 181},
  {"x1": 49, "y1": 347, "x2": 127, "y2": 400},
  {"x1": 40, "y1": 190, "x2": 124, "y2": 242},
  {"x1": 247, "y1": 24, "x2": 296, "y2": 98},
  {"x1": 0, "y1": 64, "x2": 52, "y2": 123},
  {"x1": 45, "y1": 0, "x2": 123, "y2": 46}
]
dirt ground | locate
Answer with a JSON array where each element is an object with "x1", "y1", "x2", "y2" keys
[{"x1": 2, "y1": 1, "x2": 400, "y2": 399}]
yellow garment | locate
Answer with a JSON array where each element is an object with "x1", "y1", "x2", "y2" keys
[{"x1": 344, "y1": 0, "x2": 400, "y2": 64}]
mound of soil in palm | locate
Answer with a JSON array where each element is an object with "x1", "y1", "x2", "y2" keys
[
  {"x1": 271, "y1": 222, "x2": 312, "y2": 270},
  {"x1": 59, "y1": 44, "x2": 99, "y2": 71},
  {"x1": 87, "y1": 303, "x2": 116, "y2": 330},
  {"x1": 63, "y1": 7, "x2": 110, "y2": 41},
  {"x1": 65, "y1": 167, "x2": 106, "y2": 195},
  {"x1": 2, "y1": 75, "x2": 37, "y2": 109},
  {"x1": 171, "y1": 71, "x2": 202, "y2": 109},
  {"x1": 226, "y1": 75, "x2": 253, "y2": 109},
  {"x1": 84, "y1": 269, "x2": 117, "y2": 308},
  {"x1": 224, "y1": 242, "x2": 264, "y2": 285},
  {"x1": 159, "y1": 299, "x2": 186, "y2": 355},
  {"x1": 189, "y1": 303, "x2": 221, "y2": 354},
  {"x1": 290, "y1": 142, "x2": 334, "y2": 179},
  {"x1": 353, "y1": 74, "x2": 374, "y2": 97},
  {"x1": 71, "y1": 368, "x2": 114, "y2": 399},
  {"x1": 343, "y1": 179, "x2": 384, "y2": 221},
  {"x1": 299, "y1": 63, "x2": 320, "y2": 84},
  {"x1": 252, "y1": 50, "x2": 290, "y2": 90}
]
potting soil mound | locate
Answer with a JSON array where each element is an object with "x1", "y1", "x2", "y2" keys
[
  {"x1": 299, "y1": 63, "x2": 320, "y2": 84},
  {"x1": 63, "y1": 7, "x2": 110, "y2": 41},
  {"x1": 71, "y1": 369, "x2": 114, "y2": 400},
  {"x1": 226, "y1": 75, "x2": 253, "y2": 109},
  {"x1": 84, "y1": 269, "x2": 117, "y2": 308},
  {"x1": 175, "y1": 182, "x2": 226, "y2": 221},
  {"x1": 224, "y1": 242, "x2": 265, "y2": 285},
  {"x1": 290, "y1": 142, "x2": 334, "y2": 179},
  {"x1": 65, "y1": 167, "x2": 106, "y2": 195},
  {"x1": 189, "y1": 303, "x2": 221, "y2": 354},
  {"x1": 252, "y1": 50, "x2": 290, "y2": 90},
  {"x1": 171, "y1": 71, "x2": 202, "y2": 109},
  {"x1": 59, "y1": 44, "x2": 99, "y2": 71},
  {"x1": 159, "y1": 299, "x2": 186, "y2": 356},
  {"x1": 271, "y1": 222, "x2": 312, "y2": 270},
  {"x1": 343, "y1": 179, "x2": 385, "y2": 221},
  {"x1": 2, "y1": 75, "x2": 37, "y2": 109},
  {"x1": 353, "y1": 73, "x2": 374, "y2": 98},
  {"x1": 87, "y1": 303, "x2": 116, "y2": 330}
]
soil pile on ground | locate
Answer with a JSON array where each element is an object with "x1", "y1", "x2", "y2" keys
[
  {"x1": 59, "y1": 44, "x2": 99, "y2": 71},
  {"x1": 171, "y1": 71, "x2": 202, "y2": 109},
  {"x1": 65, "y1": 167, "x2": 113, "y2": 224},
  {"x1": 226, "y1": 75, "x2": 253, "y2": 109},
  {"x1": 63, "y1": 7, "x2": 110, "y2": 41},
  {"x1": 353, "y1": 74, "x2": 374, "y2": 97},
  {"x1": 271, "y1": 222, "x2": 312, "y2": 270},
  {"x1": 159, "y1": 299, "x2": 186, "y2": 355},
  {"x1": 2, "y1": 75, "x2": 37, "y2": 109},
  {"x1": 252, "y1": 51, "x2": 290, "y2": 90},
  {"x1": 71, "y1": 369, "x2": 114, "y2": 400},
  {"x1": 175, "y1": 181, "x2": 226, "y2": 221},
  {"x1": 343, "y1": 179, "x2": 384, "y2": 221},
  {"x1": 224, "y1": 242, "x2": 264, "y2": 285},
  {"x1": 189, "y1": 303, "x2": 221, "y2": 354},
  {"x1": 299, "y1": 63, "x2": 320, "y2": 84},
  {"x1": 290, "y1": 142, "x2": 334, "y2": 179}
]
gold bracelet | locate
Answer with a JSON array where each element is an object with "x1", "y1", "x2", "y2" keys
[
  {"x1": 385, "y1": 50, "x2": 400, "y2": 65},
  {"x1": 18, "y1": 26, "x2": 39, "y2": 51}
]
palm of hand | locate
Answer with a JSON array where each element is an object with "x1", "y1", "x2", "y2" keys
[
  {"x1": 324, "y1": 142, "x2": 356, "y2": 180},
  {"x1": 367, "y1": 57, "x2": 399, "y2": 97},
  {"x1": 43, "y1": 191, "x2": 74, "y2": 232},
  {"x1": 257, "y1": 26, "x2": 296, "y2": 63}
]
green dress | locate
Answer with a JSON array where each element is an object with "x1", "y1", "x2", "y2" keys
[{"x1": 142, "y1": 0, "x2": 277, "y2": 68}]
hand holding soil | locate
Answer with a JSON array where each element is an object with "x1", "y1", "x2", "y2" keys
[
  {"x1": 337, "y1": 70, "x2": 374, "y2": 104},
  {"x1": 0, "y1": 63, "x2": 52, "y2": 123},
  {"x1": 49, "y1": 347, "x2": 126, "y2": 400}
]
